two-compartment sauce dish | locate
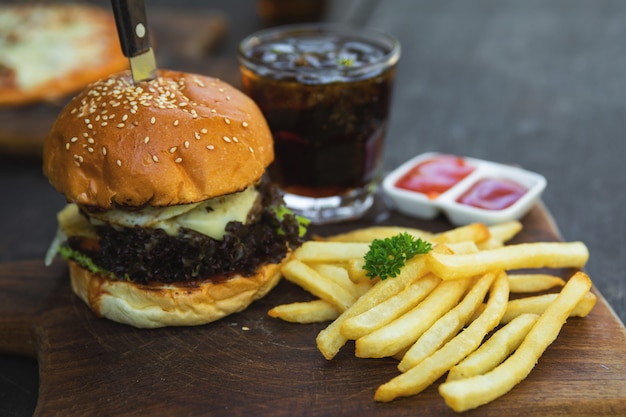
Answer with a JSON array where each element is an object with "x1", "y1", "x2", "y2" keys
[{"x1": 382, "y1": 152, "x2": 547, "y2": 225}]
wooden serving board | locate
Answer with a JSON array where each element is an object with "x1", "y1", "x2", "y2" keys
[{"x1": 1, "y1": 205, "x2": 625, "y2": 417}]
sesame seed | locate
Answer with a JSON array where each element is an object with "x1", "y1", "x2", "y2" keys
[
  {"x1": 200, "y1": 128, "x2": 208, "y2": 134},
  {"x1": 179, "y1": 102, "x2": 188, "y2": 107},
  {"x1": 87, "y1": 124, "x2": 93, "y2": 129},
  {"x1": 226, "y1": 96, "x2": 231, "y2": 101},
  {"x1": 82, "y1": 133, "x2": 89, "y2": 138},
  {"x1": 152, "y1": 154, "x2": 159, "y2": 162},
  {"x1": 224, "y1": 118, "x2": 231, "y2": 125},
  {"x1": 116, "y1": 159, "x2": 122, "y2": 167},
  {"x1": 122, "y1": 114, "x2": 128, "y2": 122},
  {"x1": 74, "y1": 161, "x2": 81, "y2": 167},
  {"x1": 218, "y1": 88, "x2": 225, "y2": 92},
  {"x1": 169, "y1": 147, "x2": 177, "y2": 153},
  {"x1": 194, "y1": 132, "x2": 201, "y2": 140},
  {"x1": 249, "y1": 146, "x2": 254, "y2": 153},
  {"x1": 242, "y1": 121, "x2": 249, "y2": 128},
  {"x1": 150, "y1": 117, "x2": 156, "y2": 125},
  {"x1": 117, "y1": 123, "x2": 125, "y2": 128},
  {"x1": 211, "y1": 109, "x2": 216, "y2": 113},
  {"x1": 232, "y1": 136, "x2": 239, "y2": 143},
  {"x1": 109, "y1": 114, "x2": 116, "y2": 119},
  {"x1": 175, "y1": 157, "x2": 182, "y2": 163},
  {"x1": 70, "y1": 136, "x2": 78, "y2": 143},
  {"x1": 65, "y1": 143, "x2": 70, "y2": 150},
  {"x1": 102, "y1": 146, "x2": 107, "y2": 156},
  {"x1": 184, "y1": 141, "x2": 190, "y2": 148},
  {"x1": 87, "y1": 147, "x2": 94, "y2": 153},
  {"x1": 207, "y1": 145, "x2": 215, "y2": 150},
  {"x1": 174, "y1": 119, "x2": 179, "y2": 127},
  {"x1": 84, "y1": 118, "x2": 90, "y2": 124},
  {"x1": 144, "y1": 136, "x2": 150, "y2": 144},
  {"x1": 223, "y1": 136, "x2": 231, "y2": 143},
  {"x1": 87, "y1": 138, "x2": 95, "y2": 144},
  {"x1": 101, "y1": 122, "x2": 108, "y2": 127}
]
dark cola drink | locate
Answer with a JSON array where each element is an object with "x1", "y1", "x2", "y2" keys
[{"x1": 238, "y1": 25, "x2": 400, "y2": 224}]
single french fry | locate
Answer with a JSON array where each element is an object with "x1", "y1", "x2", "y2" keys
[
  {"x1": 346, "y1": 258, "x2": 371, "y2": 283},
  {"x1": 268, "y1": 300, "x2": 339, "y2": 323},
  {"x1": 427, "y1": 241, "x2": 589, "y2": 280},
  {"x1": 446, "y1": 313, "x2": 539, "y2": 380},
  {"x1": 341, "y1": 274, "x2": 441, "y2": 340},
  {"x1": 311, "y1": 264, "x2": 372, "y2": 298},
  {"x1": 431, "y1": 223, "x2": 491, "y2": 245},
  {"x1": 508, "y1": 273, "x2": 565, "y2": 293},
  {"x1": 282, "y1": 260, "x2": 357, "y2": 312},
  {"x1": 293, "y1": 241, "x2": 370, "y2": 263},
  {"x1": 438, "y1": 272, "x2": 592, "y2": 412},
  {"x1": 316, "y1": 255, "x2": 430, "y2": 360},
  {"x1": 500, "y1": 291, "x2": 596, "y2": 324},
  {"x1": 441, "y1": 241, "x2": 480, "y2": 255},
  {"x1": 317, "y1": 226, "x2": 433, "y2": 243},
  {"x1": 397, "y1": 271, "x2": 496, "y2": 372},
  {"x1": 487, "y1": 221, "x2": 523, "y2": 243},
  {"x1": 375, "y1": 272, "x2": 509, "y2": 402},
  {"x1": 356, "y1": 277, "x2": 473, "y2": 358}
]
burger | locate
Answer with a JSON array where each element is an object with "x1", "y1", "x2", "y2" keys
[{"x1": 43, "y1": 69, "x2": 307, "y2": 328}]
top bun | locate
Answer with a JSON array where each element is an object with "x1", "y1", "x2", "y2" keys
[{"x1": 43, "y1": 69, "x2": 273, "y2": 209}]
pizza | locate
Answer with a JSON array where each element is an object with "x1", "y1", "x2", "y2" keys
[{"x1": 0, "y1": 3, "x2": 128, "y2": 107}]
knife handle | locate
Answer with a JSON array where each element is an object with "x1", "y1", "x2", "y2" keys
[{"x1": 111, "y1": 0, "x2": 151, "y2": 58}]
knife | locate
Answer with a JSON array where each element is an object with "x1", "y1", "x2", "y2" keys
[{"x1": 111, "y1": 0, "x2": 156, "y2": 83}]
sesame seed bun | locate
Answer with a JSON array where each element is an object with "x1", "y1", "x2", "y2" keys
[
  {"x1": 43, "y1": 69, "x2": 274, "y2": 209},
  {"x1": 68, "y1": 259, "x2": 283, "y2": 328}
]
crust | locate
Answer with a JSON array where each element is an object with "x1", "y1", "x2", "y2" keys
[
  {"x1": 0, "y1": 4, "x2": 128, "y2": 107},
  {"x1": 68, "y1": 260, "x2": 284, "y2": 328},
  {"x1": 43, "y1": 69, "x2": 274, "y2": 208}
]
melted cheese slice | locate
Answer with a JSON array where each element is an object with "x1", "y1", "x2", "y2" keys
[{"x1": 88, "y1": 187, "x2": 260, "y2": 240}]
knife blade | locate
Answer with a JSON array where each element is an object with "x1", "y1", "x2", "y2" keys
[{"x1": 111, "y1": 0, "x2": 156, "y2": 83}]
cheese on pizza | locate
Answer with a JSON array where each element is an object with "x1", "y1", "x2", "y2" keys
[{"x1": 0, "y1": 3, "x2": 128, "y2": 106}]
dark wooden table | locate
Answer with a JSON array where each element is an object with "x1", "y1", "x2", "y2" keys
[{"x1": 1, "y1": 0, "x2": 625, "y2": 415}]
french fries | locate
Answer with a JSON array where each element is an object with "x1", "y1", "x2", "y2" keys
[
  {"x1": 375, "y1": 272, "x2": 509, "y2": 401},
  {"x1": 356, "y1": 277, "x2": 472, "y2": 358},
  {"x1": 427, "y1": 241, "x2": 589, "y2": 280},
  {"x1": 268, "y1": 300, "x2": 339, "y2": 323},
  {"x1": 397, "y1": 271, "x2": 496, "y2": 372},
  {"x1": 281, "y1": 260, "x2": 357, "y2": 312},
  {"x1": 500, "y1": 291, "x2": 596, "y2": 324},
  {"x1": 316, "y1": 255, "x2": 429, "y2": 360},
  {"x1": 446, "y1": 313, "x2": 539, "y2": 380},
  {"x1": 267, "y1": 220, "x2": 595, "y2": 412},
  {"x1": 438, "y1": 272, "x2": 592, "y2": 412},
  {"x1": 508, "y1": 273, "x2": 565, "y2": 293},
  {"x1": 341, "y1": 274, "x2": 440, "y2": 340}
]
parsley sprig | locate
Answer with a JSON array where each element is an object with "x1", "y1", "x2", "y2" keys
[{"x1": 363, "y1": 233, "x2": 432, "y2": 280}]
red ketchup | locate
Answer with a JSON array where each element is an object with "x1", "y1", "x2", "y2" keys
[
  {"x1": 395, "y1": 155, "x2": 475, "y2": 199},
  {"x1": 457, "y1": 178, "x2": 528, "y2": 210}
]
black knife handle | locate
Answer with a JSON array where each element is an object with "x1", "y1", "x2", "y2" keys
[{"x1": 111, "y1": 0, "x2": 151, "y2": 58}]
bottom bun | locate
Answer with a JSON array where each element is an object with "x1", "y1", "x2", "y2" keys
[{"x1": 68, "y1": 260, "x2": 283, "y2": 328}]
